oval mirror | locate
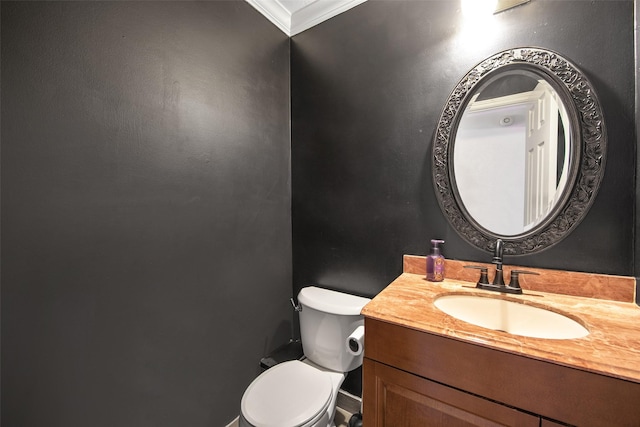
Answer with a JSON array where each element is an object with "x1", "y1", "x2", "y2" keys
[{"x1": 433, "y1": 48, "x2": 606, "y2": 255}]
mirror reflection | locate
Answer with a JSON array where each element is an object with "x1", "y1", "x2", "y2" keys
[{"x1": 452, "y1": 71, "x2": 572, "y2": 236}]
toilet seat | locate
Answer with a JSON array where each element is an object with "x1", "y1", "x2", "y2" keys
[{"x1": 241, "y1": 360, "x2": 332, "y2": 427}]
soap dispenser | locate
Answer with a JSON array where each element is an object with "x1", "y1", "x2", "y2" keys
[{"x1": 426, "y1": 239, "x2": 445, "y2": 282}]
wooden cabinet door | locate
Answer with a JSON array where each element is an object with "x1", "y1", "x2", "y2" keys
[
  {"x1": 540, "y1": 420, "x2": 567, "y2": 427},
  {"x1": 363, "y1": 359, "x2": 539, "y2": 427}
]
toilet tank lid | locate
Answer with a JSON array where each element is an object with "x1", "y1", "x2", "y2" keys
[{"x1": 298, "y1": 286, "x2": 371, "y2": 316}]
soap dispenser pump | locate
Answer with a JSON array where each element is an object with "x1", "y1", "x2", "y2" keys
[{"x1": 427, "y1": 239, "x2": 445, "y2": 282}]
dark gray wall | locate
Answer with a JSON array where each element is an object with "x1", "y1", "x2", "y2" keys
[
  {"x1": 292, "y1": 0, "x2": 635, "y2": 301},
  {"x1": 1, "y1": 2, "x2": 291, "y2": 426},
  {"x1": 635, "y1": 0, "x2": 640, "y2": 305}
]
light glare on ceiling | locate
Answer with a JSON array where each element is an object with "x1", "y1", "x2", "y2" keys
[
  {"x1": 462, "y1": 0, "x2": 531, "y2": 16},
  {"x1": 461, "y1": 0, "x2": 497, "y2": 17}
]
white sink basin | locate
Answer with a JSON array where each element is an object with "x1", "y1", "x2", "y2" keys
[{"x1": 434, "y1": 294, "x2": 589, "y2": 340}]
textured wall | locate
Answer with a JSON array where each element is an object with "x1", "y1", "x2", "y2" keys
[
  {"x1": 1, "y1": 2, "x2": 291, "y2": 426},
  {"x1": 291, "y1": 0, "x2": 635, "y2": 301},
  {"x1": 635, "y1": 0, "x2": 640, "y2": 305}
]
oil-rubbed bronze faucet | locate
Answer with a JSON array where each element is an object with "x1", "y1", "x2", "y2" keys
[
  {"x1": 464, "y1": 239, "x2": 538, "y2": 294},
  {"x1": 491, "y1": 238, "x2": 506, "y2": 287}
]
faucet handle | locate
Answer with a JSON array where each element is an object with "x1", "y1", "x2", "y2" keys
[
  {"x1": 509, "y1": 270, "x2": 540, "y2": 290},
  {"x1": 464, "y1": 265, "x2": 490, "y2": 286}
]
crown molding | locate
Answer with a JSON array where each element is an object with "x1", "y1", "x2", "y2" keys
[
  {"x1": 246, "y1": 0, "x2": 367, "y2": 37},
  {"x1": 290, "y1": 0, "x2": 367, "y2": 36},
  {"x1": 246, "y1": 0, "x2": 292, "y2": 35}
]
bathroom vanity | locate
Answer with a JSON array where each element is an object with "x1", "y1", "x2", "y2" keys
[
  {"x1": 361, "y1": 256, "x2": 640, "y2": 426},
  {"x1": 359, "y1": 44, "x2": 638, "y2": 426}
]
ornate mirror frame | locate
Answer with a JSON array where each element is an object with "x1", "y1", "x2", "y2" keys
[{"x1": 432, "y1": 47, "x2": 607, "y2": 255}]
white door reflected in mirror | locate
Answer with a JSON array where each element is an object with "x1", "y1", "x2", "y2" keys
[{"x1": 453, "y1": 71, "x2": 572, "y2": 236}]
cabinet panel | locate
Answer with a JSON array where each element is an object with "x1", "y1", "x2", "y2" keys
[
  {"x1": 540, "y1": 420, "x2": 567, "y2": 427},
  {"x1": 364, "y1": 359, "x2": 539, "y2": 427}
]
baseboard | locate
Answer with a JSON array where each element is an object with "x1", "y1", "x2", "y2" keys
[{"x1": 225, "y1": 416, "x2": 239, "y2": 427}]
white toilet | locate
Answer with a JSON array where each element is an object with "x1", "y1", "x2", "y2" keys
[{"x1": 240, "y1": 286, "x2": 371, "y2": 427}]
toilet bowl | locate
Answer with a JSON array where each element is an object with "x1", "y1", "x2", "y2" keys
[{"x1": 239, "y1": 286, "x2": 371, "y2": 427}]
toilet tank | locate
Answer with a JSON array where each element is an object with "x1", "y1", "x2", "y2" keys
[{"x1": 297, "y1": 286, "x2": 371, "y2": 372}]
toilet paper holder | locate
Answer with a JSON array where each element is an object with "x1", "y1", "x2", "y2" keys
[
  {"x1": 346, "y1": 325, "x2": 365, "y2": 356},
  {"x1": 348, "y1": 337, "x2": 361, "y2": 353}
]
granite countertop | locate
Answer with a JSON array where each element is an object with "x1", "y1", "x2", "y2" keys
[{"x1": 361, "y1": 258, "x2": 640, "y2": 384}]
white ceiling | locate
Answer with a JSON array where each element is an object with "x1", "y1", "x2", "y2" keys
[{"x1": 246, "y1": 0, "x2": 367, "y2": 36}]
